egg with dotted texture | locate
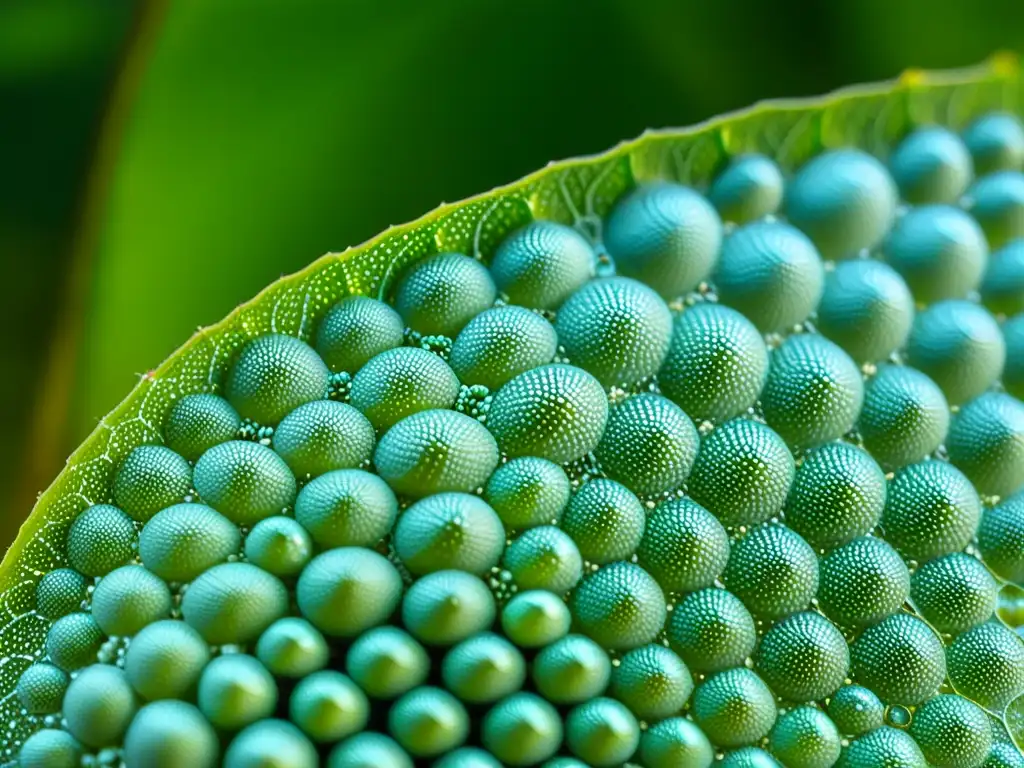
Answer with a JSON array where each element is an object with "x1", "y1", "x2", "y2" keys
[{"x1": 11, "y1": 109, "x2": 1024, "y2": 768}]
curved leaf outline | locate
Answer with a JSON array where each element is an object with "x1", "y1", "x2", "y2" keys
[{"x1": 0, "y1": 56, "x2": 1020, "y2": 744}]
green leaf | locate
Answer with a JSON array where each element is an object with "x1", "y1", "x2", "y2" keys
[
  {"x1": 0, "y1": 58, "x2": 1019, "y2": 747},
  {"x1": 61, "y1": 0, "x2": 1015, "y2": 475},
  {"x1": 0, "y1": 0, "x2": 135, "y2": 548}
]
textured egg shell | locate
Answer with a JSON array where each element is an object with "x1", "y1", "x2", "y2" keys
[
  {"x1": 297, "y1": 547, "x2": 402, "y2": 638},
  {"x1": 639, "y1": 717, "x2": 714, "y2": 768},
  {"x1": 722, "y1": 524, "x2": 819, "y2": 621},
  {"x1": 256, "y1": 617, "x2": 330, "y2": 678},
  {"x1": 569, "y1": 561, "x2": 667, "y2": 651},
  {"x1": 754, "y1": 611, "x2": 849, "y2": 702},
  {"x1": 113, "y1": 445, "x2": 193, "y2": 523},
  {"x1": 604, "y1": 181, "x2": 722, "y2": 300},
  {"x1": 181, "y1": 562, "x2": 289, "y2": 644},
  {"x1": 826, "y1": 684, "x2": 885, "y2": 737},
  {"x1": 965, "y1": 170, "x2": 1024, "y2": 250},
  {"x1": 480, "y1": 692, "x2": 563, "y2": 767},
  {"x1": 15, "y1": 663, "x2": 68, "y2": 715},
  {"x1": 635, "y1": 497, "x2": 730, "y2": 594},
  {"x1": 192, "y1": 440, "x2": 297, "y2": 526},
  {"x1": 400, "y1": 570, "x2": 495, "y2": 646},
  {"x1": 139, "y1": 502, "x2": 240, "y2": 583},
  {"x1": 946, "y1": 621, "x2": 1024, "y2": 711},
  {"x1": 345, "y1": 626, "x2": 430, "y2": 700},
  {"x1": 982, "y1": 238, "x2": 1024, "y2": 315},
  {"x1": 849, "y1": 613, "x2": 946, "y2": 705},
  {"x1": 486, "y1": 364, "x2": 609, "y2": 464},
  {"x1": 609, "y1": 643, "x2": 694, "y2": 722},
  {"x1": 499, "y1": 590, "x2": 571, "y2": 649},
  {"x1": 784, "y1": 148, "x2": 898, "y2": 260},
  {"x1": 714, "y1": 220, "x2": 824, "y2": 334},
  {"x1": 123, "y1": 619, "x2": 211, "y2": 701},
  {"x1": 881, "y1": 204, "x2": 988, "y2": 304},
  {"x1": 858, "y1": 364, "x2": 950, "y2": 469},
  {"x1": 489, "y1": 220, "x2": 596, "y2": 311},
  {"x1": 556, "y1": 276, "x2": 672, "y2": 387},
  {"x1": 947, "y1": 391, "x2": 1024, "y2": 498},
  {"x1": 839, "y1": 727, "x2": 927, "y2": 768},
  {"x1": 388, "y1": 686, "x2": 469, "y2": 758},
  {"x1": 595, "y1": 393, "x2": 698, "y2": 496},
  {"x1": 374, "y1": 409, "x2": 499, "y2": 498},
  {"x1": 122, "y1": 700, "x2": 220, "y2": 768},
  {"x1": 271, "y1": 400, "x2": 376, "y2": 479},
  {"x1": 666, "y1": 587, "x2": 757, "y2": 673},
  {"x1": 502, "y1": 524, "x2": 583, "y2": 594},
  {"x1": 532, "y1": 633, "x2": 610, "y2": 705},
  {"x1": 687, "y1": 418, "x2": 795, "y2": 528},
  {"x1": 691, "y1": 667, "x2": 777, "y2": 748},
  {"x1": 441, "y1": 633, "x2": 526, "y2": 704},
  {"x1": 315, "y1": 295, "x2": 405, "y2": 374},
  {"x1": 560, "y1": 479, "x2": 645, "y2": 566},
  {"x1": 888, "y1": 125, "x2": 973, "y2": 204},
  {"x1": 449, "y1": 305, "x2": 558, "y2": 390},
  {"x1": 564, "y1": 697, "x2": 640, "y2": 767},
  {"x1": 708, "y1": 153, "x2": 785, "y2": 224},
  {"x1": 224, "y1": 333, "x2": 330, "y2": 426},
  {"x1": 243, "y1": 515, "x2": 313, "y2": 577},
  {"x1": 913, "y1": 552, "x2": 991, "y2": 638},
  {"x1": 393, "y1": 492, "x2": 505, "y2": 576},
  {"x1": 164, "y1": 393, "x2": 242, "y2": 463},
  {"x1": 349, "y1": 346, "x2": 461, "y2": 432},
  {"x1": 817, "y1": 536, "x2": 910, "y2": 628},
  {"x1": 962, "y1": 112, "x2": 1024, "y2": 175},
  {"x1": 288, "y1": 670, "x2": 369, "y2": 743},
  {"x1": 978, "y1": 492, "x2": 1024, "y2": 582},
  {"x1": 45, "y1": 612, "x2": 105, "y2": 672},
  {"x1": 881, "y1": 459, "x2": 981, "y2": 562},
  {"x1": 908, "y1": 694, "x2": 992, "y2": 768},
  {"x1": 223, "y1": 719, "x2": 318, "y2": 768},
  {"x1": 34, "y1": 567, "x2": 88, "y2": 621},
  {"x1": 767, "y1": 706, "x2": 841, "y2": 768},
  {"x1": 783, "y1": 441, "x2": 887, "y2": 551},
  {"x1": 91, "y1": 564, "x2": 173, "y2": 636},
  {"x1": 327, "y1": 733, "x2": 413, "y2": 768},
  {"x1": 66, "y1": 503, "x2": 137, "y2": 577},
  {"x1": 63, "y1": 664, "x2": 137, "y2": 748},
  {"x1": 484, "y1": 456, "x2": 570, "y2": 531},
  {"x1": 18, "y1": 729, "x2": 82, "y2": 768},
  {"x1": 294, "y1": 468, "x2": 397, "y2": 549},
  {"x1": 658, "y1": 302, "x2": 768, "y2": 422},
  {"x1": 815, "y1": 258, "x2": 914, "y2": 364},
  {"x1": 760, "y1": 333, "x2": 864, "y2": 451},
  {"x1": 393, "y1": 252, "x2": 497, "y2": 337},
  {"x1": 197, "y1": 653, "x2": 278, "y2": 731}
]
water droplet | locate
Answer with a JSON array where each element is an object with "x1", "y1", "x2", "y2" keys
[{"x1": 885, "y1": 704, "x2": 912, "y2": 728}]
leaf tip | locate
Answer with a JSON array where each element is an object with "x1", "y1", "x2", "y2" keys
[
  {"x1": 898, "y1": 68, "x2": 929, "y2": 87},
  {"x1": 990, "y1": 50, "x2": 1020, "y2": 77}
]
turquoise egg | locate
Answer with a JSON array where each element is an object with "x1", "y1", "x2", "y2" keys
[
  {"x1": 555, "y1": 276, "x2": 672, "y2": 387},
  {"x1": 708, "y1": 154, "x2": 785, "y2": 223},
  {"x1": 489, "y1": 220, "x2": 595, "y2": 311},
  {"x1": 714, "y1": 220, "x2": 824, "y2": 334},
  {"x1": 882, "y1": 204, "x2": 988, "y2": 303},
  {"x1": 785, "y1": 148, "x2": 898, "y2": 260},
  {"x1": 815, "y1": 258, "x2": 914, "y2": 364},
  {"x1": 604, "y1": 182, "x2": 722, "y2": 299},
  {"x1": 962, "y1": 112, "x2": 1024, "y2": 175},
  {"x1": 965, "y1": 170, "x2": 1024, "y2": 249},
  {"x1": 888, "y1": 125, "x2": 972, "y2": 204}
]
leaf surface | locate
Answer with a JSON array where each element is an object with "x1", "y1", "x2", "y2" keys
[{"x1": 0, "y1": 58, "x2": 1020, "y2": 746}]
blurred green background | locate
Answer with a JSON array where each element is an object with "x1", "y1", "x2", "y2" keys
[{"x1": 3, "y1": 0, "x2": 1023, "y2": 543}]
